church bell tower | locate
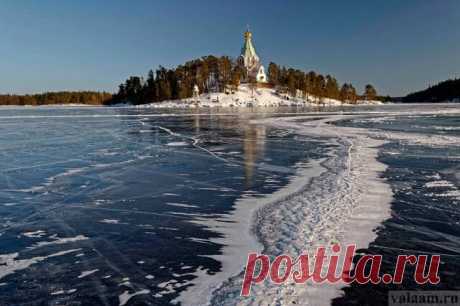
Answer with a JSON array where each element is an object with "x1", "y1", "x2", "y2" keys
[{"x1": 238, "y1": 27, "x2": 267, "y2": 83}]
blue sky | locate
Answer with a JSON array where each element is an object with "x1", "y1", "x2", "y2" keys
[{"x1": 1, "y1": 0, "x2": 459, "y2": 96}]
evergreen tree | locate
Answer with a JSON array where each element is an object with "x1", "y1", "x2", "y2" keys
[
  {"x1": 340, "y1": 83, "x2": 350, "y2": 102},
  {"x1": 230, "y1": 66, "x2": 244, "y2": 89},
  {"x1": 340, "y1": 83, "x2": 358, "y2": 103},
  {"x1": 287, "y1": 72, "x2": 296, "y2": 97},
  {"x1": 349, "y1": 84, "x2": 358, "y2": 104},
  {"x1": 316, "y1": 74, "x2": 326, "y2": 100},
  {"x1": 219, "y1": 56, "x2": 232, "y2": 88},
  {"x1": 267, "y1": 62, "x2": 280, "y2": 86},
  {"x1": 304, "y1": 71, "x2": 317, "y2": 99},
  {"x1": 364, "y1": 84, "x2": 377, "y2": 101},
  {"x1": 325, "y1": 75, "x2": 340, "y2": 100}
]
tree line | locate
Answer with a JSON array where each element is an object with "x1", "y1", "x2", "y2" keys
[
  {"x1": 111, "y1": 55, "x2": 379, "y2": 105},
  {"x1": 111, "y1": 55, "x2": 244, "y2": 105},
  {"x1": 267, "y1": 63, "x2": 378, "y2": 103},
  {"x1": 403, "y1": 78, "x2": 460, "y2": 103},
  {"x1": 0, "y1": 91, "x2": 113, "y2": 106},
  {"x1": 0, "y1": 57, "x2": 381, "y2": 106}
]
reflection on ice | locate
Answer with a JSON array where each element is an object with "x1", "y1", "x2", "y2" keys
[{"x1": 243, "y1": 125, "x2": 266, "y2": 188}]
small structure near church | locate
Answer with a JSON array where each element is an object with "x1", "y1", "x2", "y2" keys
[
  {"x1": 193, "y1": 84, "x2": 200, "y2": 99},
  {"x1": 238, "y1": 28, "x2": 267, "y2": 83}
]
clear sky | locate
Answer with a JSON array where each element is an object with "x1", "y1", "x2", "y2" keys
[{"x1": 1, "y1": 0, "x2": 459, "y2": 96}]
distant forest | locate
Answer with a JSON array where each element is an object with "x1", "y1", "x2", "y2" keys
[
  {"x1": 403, "y1": 79, "x2": 460, "y2": 103},
  {"x1": 111, "y1": 55, "x2": 380, "y2": 105},
  {"x1": 0, "y1": 91, "x2": 113, "y2": 106}
]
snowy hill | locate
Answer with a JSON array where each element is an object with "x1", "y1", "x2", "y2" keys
[{"x1": 137, "y1": 84, "x2": 382, "y2": 108}]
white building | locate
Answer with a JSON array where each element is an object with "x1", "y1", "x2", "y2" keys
[
  {"x1": 192, "y1": 84, "x2": 200, "y2": 98},
  {"x1": 238, "y1": 29, "x2": 267, "y2": 83}
]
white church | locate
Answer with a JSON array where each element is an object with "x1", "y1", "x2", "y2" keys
[{"x1": 238, "y1": 29, "x2": 267, "y2": 83}]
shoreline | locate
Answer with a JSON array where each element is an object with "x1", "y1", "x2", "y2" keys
[{"x1": 0, "y1": 102, "x2": 459, "y2": 110}]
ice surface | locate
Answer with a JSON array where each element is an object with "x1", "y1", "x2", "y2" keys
[
  {"x1": 0, "y1": 105, "x2": 458, "y2": 305},
  {"x1": 176, "y1": 108, "x2": 460, "y2": 306},
  {"x1": 0, "y1": 249, "x2": 81, "y2": 281},
  {"x1": 31, "y1": 235, "x2": 89, "y2": 249}
]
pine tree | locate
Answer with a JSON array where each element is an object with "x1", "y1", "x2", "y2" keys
[
  {"x1": 230, "y1": 66, "x2": 243, "y2": 90},
  {"x1": 340, "y1": 83, "x2": 350, "y2": 102},
  {"x1": 316, "y1": 74, "x2": 326, "y2": 100},
  {"x1": 325, "y1": 75, "x2": 340, "y2": 100},
  {"x1": 267, "y1": 62, "x2": 279, "y2": 86},
  {"x1": 364, "y1": 84, "x2": 377, "y2": 101},
  {"x1": 349, "y1": 84, "x2": 358, "y2": 104},
  {"x1": 219, "y1": 56, "x2": 232, "y2": 88},
  {"x1": 287, "y1": 72, "x2": 296, "y2": 97},
  {"x1": 304, "y1": 71, "x2": 316, "y2": 99}
]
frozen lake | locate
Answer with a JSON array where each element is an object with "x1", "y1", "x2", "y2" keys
[{"x1": 0, "y1": 104, "x2": 459, "y2": 305}]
